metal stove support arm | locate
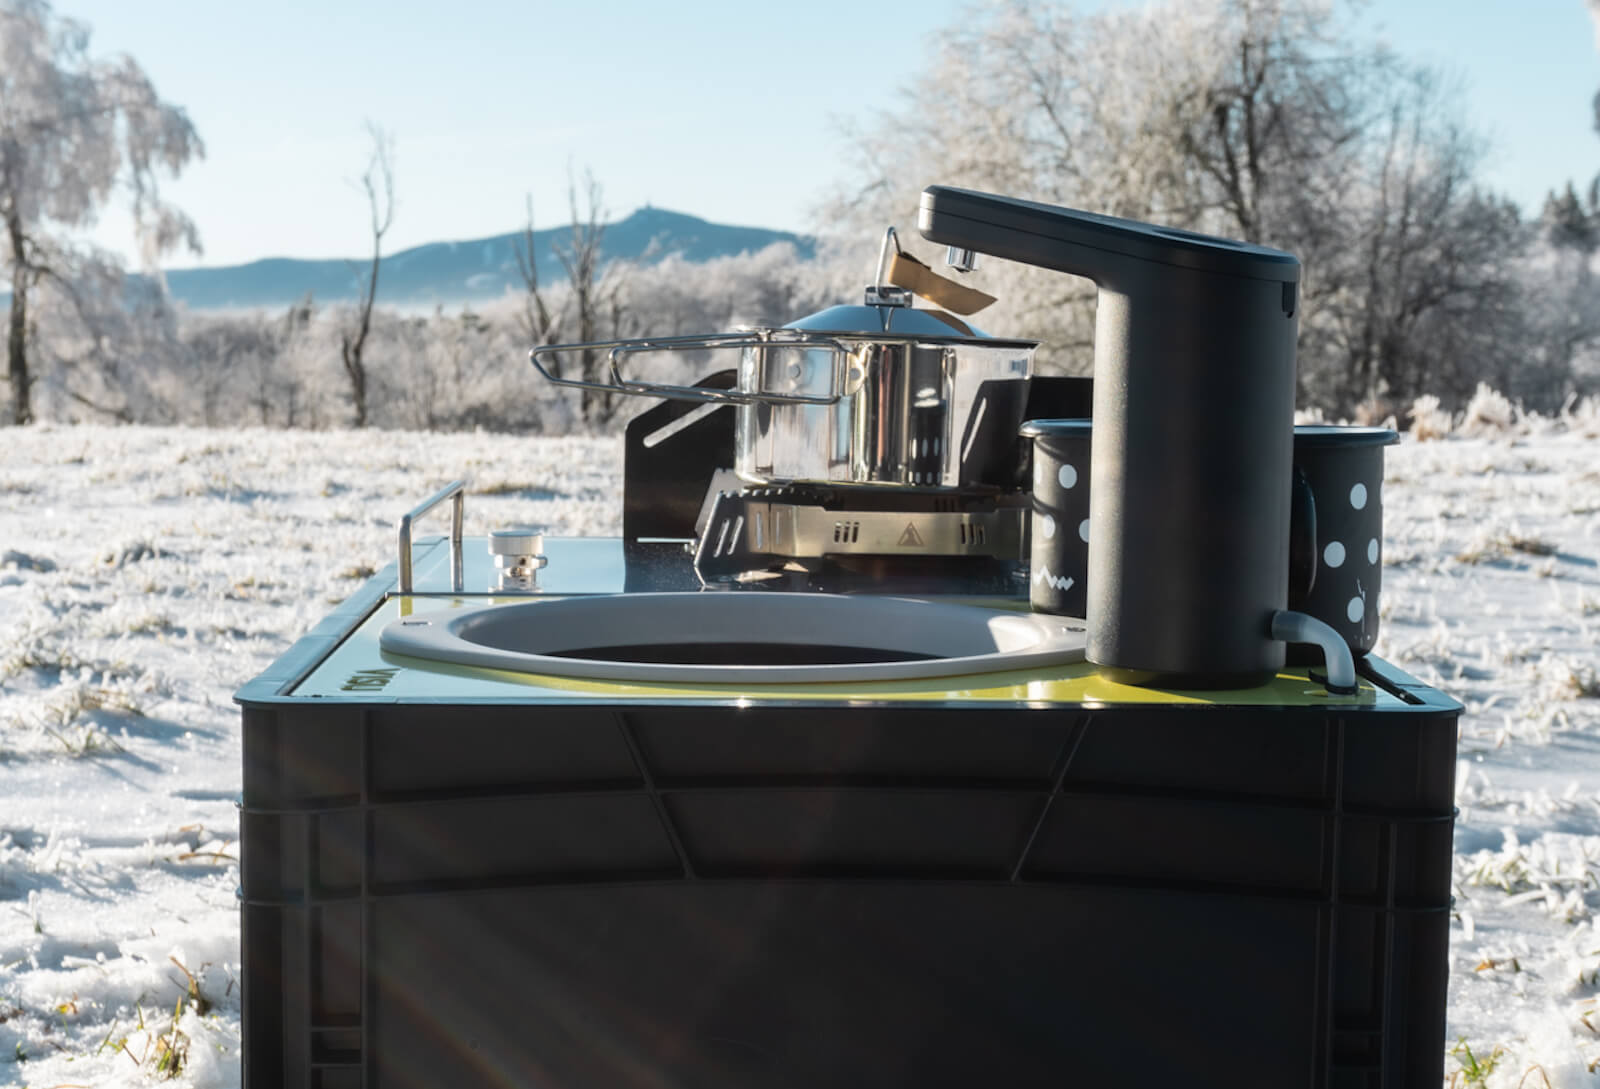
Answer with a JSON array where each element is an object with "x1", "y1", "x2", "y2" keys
[{"x1": 397, "y1": 479, "x2": 466, "y2": 593}]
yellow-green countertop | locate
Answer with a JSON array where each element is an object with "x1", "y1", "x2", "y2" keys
[{"x1": 291, "y1": 594, "x2": 1396, "y2": 708}]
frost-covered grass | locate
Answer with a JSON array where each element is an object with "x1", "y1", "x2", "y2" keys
[
  {"x1": 0, "y1": 425, "x2": 616, "y2": 1087},
  {"x1": 1, "y1": 415, "x2": 1597, "y2": 1087},
  {"x1": 1376, "y1": 407, "x2": 1600, "y2": 1087}
]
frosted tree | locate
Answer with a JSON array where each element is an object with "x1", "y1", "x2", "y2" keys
[
  {"x1": 822, "y1": 0, "x2": 1527, "y2": 413},
  {"x1": 1525, "y1": 176, "x2": 1600, "y2": 406},
  {"x1": 0, "y1": 0, "x2": 202, "y2": 424},
  {"x1": 515, "y1": 169, "x2": 633, "y2": 425}
]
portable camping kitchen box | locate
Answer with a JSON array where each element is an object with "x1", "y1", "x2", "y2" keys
[
  {"x1": 237, "y1": 185, "x2": 1460, "y2": 1088},
  {"x1": 235, "y1": 535, "x2": 1459, "y2": 1089}
]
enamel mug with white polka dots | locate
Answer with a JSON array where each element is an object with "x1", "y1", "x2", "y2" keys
[
  {"x1": 1290, "y1": 426, "x2": 1399, "y2": 656},
  {"x1": 1020, "y1": 419, "x2": 1092, "y2": 617}
]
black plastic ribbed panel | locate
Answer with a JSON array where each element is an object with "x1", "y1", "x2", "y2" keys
[{"x1": 238, "y1": 654, "x2": 1458, "y2": 1089}]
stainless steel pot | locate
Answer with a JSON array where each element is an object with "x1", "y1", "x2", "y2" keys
[{"x1": 529, "y1": 235, "x2": 1037, "y2": 489}]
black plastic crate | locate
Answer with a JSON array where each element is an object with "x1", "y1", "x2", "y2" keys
[{"x1": 238, "y1": 654, "x2": 1458, "y2": 1089}]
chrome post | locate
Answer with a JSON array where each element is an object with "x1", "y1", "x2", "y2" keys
[{"x1": 397, "y1": 479, "x2": 467, "y2": 594}]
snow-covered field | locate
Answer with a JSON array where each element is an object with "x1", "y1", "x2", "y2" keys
[{"x1": 0, "y1": 411, "x2": 1596, "y2": 1087}]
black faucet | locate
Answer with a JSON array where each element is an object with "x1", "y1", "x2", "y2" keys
[{"x1": 919, "y1": 186, "x2": 1301, "y2": 688}]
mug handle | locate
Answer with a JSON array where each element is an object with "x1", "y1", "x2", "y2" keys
[{"x1": 1287, "y1": 466, "x2": 1317, "y2": 607}]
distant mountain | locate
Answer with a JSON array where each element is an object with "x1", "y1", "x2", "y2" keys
[{"x1": 156, "y1": 207, "x2": 815, "y2": 311}]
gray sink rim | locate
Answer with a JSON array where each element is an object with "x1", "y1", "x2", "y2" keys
[{"x1": 378, "y1": 592, "x2": 1087, "y2": 684}]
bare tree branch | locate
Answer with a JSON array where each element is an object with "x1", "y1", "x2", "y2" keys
[
  {"x1": 513, "y1": 194, "x2": 562, "y2": 362},
  {"x1": 339, "y1": 121, "x2": 394, "y2": 428}
]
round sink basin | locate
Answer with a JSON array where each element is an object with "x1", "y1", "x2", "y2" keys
[{"x1": 379, "y1": 593, "x2": 1086, "y2": 684}]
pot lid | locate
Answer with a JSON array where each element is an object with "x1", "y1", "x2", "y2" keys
[{"x1": 784, "y1": 303, "x2": 1035, "y2": 347}]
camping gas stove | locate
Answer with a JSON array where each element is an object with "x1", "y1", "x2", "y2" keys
[{"x1": 617, "y1": 368, "x2": 1086, "y2": 591}]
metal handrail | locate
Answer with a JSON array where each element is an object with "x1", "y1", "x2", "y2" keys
[{"x1": 397, "y1": 479, "x2": 465, "y2": 593}]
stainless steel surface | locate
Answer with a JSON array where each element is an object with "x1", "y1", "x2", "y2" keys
[
  {"x1": 945, "y1": 246, "x2": 980, "y2": 273},
  {"x1": 397, "y1": 479, "x2": 465, "y2": 593},
  {"x1": 736, "y1": 336, "x2": 1031, "y2": 487},
  {"x1": 489, "y1": 526, "x2": 548, "y2": 592},
  {"x1": 695, "y1": 490, "x2": 1026, "y2": 581}
]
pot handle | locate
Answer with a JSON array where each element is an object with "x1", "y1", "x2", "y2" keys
[
  {"x1": 529, "y1": 331, "x2": 853, "y2": 407},
  {"x1": 609, "y1": 331, "x2": 855, "y2": 406}
]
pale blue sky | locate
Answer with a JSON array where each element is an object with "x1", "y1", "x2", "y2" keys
[{"x1": 59, "y1": 0, "x2": 1600, "y2": 268}]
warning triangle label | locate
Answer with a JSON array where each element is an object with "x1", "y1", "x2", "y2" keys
[{"x1": 898, "y1": 522, "x2": 924, "y2": 547}]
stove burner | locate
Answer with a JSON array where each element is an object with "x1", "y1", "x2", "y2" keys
[{"x1": 693, "y1": 481, "x2": 1027, "y2": 585}]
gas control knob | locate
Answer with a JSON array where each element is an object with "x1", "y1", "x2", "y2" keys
[{"x1": 489, "y1": 527, "x2": 547, "y2": 592}]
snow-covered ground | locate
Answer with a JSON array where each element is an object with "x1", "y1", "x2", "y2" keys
[{"x1": 0, "y1": 409, "x2": 1596, "y2": 1087}]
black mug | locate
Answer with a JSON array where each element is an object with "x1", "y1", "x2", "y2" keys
[
  {"x1": 1025, "y1": 421, "x2": 1399, "y2": 656},
  {"x1": 1020, "y1": 419, "x2": 1092, "y2": 619},
  {"x1": 1289, "y1": 426, "x2": 1398, "y2": 656}
]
